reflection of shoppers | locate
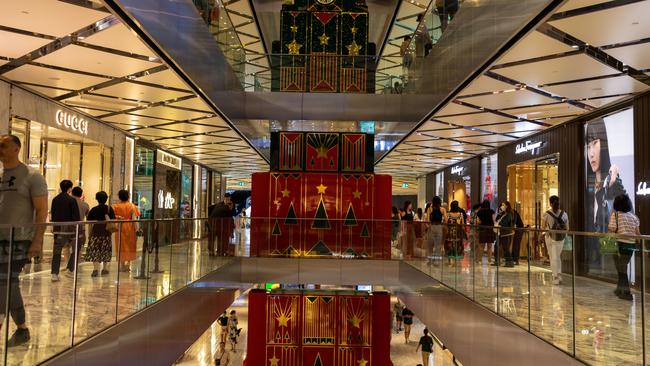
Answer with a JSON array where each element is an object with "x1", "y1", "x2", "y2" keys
[
  {"x1": 228, "y1": 310, "x2": 239, "y2": 352},
  {"x1": 586, "y1": 119, "x2": 627, "y2": 265},
  {"x1": 494, "y1": 202, "x2": 515, "y2": 267},
  {"x1": 0, "y1": 134, "x2": 48, "y2": 347},
  {"x1": 543, "y1": 196, "x2": 569, "y2": 285},
  {"x1": 476, "y1": 200, "x2": 496, "y2": 264},
  {"x1": 445, "y1": 201, "x2": 466, "y2": 262},
  {"x1": 609, "y1": 194, "x2": 639, "y2": 301},
  {"x1": 113, "y1": 190, "x2": 141, "y2": 272},
  {"x1": 416, "y1": 328, "x2": 434, "y2": 366},
  {"x1": 209, "y1": 202, "x2": 235, "y2": 256},
  {"x1": 51, "y1": 179, "x2": 81, "y2": 281},
  {"x1": 391, "y1": 207, "x2": 400, "y2": 245},
  {"x1": 86, "y1": 191, "x2": 116, "y2": 277},
  {"x1": 435, "y1": 0, "x2": 459, "y2": 32},
  {"x1": 402, "y1": 307, "x2": 414, "y2": 343},
  {"x1": 414, "y1": 14, "x2": 432, "y2": 58},
  {"x1": 214, "y1": 341, "x2": 230, "y2": 366}
]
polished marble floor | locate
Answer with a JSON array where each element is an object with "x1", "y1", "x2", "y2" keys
[
  {"x1": 403, "y1": 247, "x2": 647, "y2": 366},
  {"x1": 0, "y1": 237, "x2": 231, "y2": 366}
]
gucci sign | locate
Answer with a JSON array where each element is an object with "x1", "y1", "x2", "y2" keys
[{"x1": 55, "y1": 110, "x2": 88, "y2": 135}]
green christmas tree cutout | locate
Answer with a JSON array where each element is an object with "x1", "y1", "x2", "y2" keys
[
  {"x1": 360, "y1": 222, "x2": 370, "y2": 237},
  {"x1": 284, "y1": 245, "x2": 299, "y2": 256},
  {"x1": 313, "y1": 353, "x2": 323, "y2": 366},
  {"x1": 344, "y1": 203, "x2": 357, "y2": 226},
  {"x1": 272, "y1": 220, "x2": 282, "y2": 236},
  {"x1": 311, "y1": 198, "x2": 330, "y2": 229},
  {"x1": 308, "y1": 240, "x2": 332, "y2": 256},
  {"x1": 285, "y1": 202, "x2": 298, "y2": 225}
]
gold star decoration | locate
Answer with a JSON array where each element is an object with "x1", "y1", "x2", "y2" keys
[
  {"x1": 316, "y1": 145, "x2": 328, "y2": 158},
  {"x1": 316, "y1": 183, "x2": 327, "y2": 194},
  {"x1": 346, "y1": 40, "x2": 362, "y2": 56},
  {"x1": 350, "y1": 314, "x2": 362, "y2": 328},
  {"x1": 269, "y1": 355, "x2": 280, "y2": 366},
  {"x1": 273, "y1": 198, "x2": 281, "y2": 206},
  {"x1": 276, "y1": 313, "x2": 290, "y2": 327},
  {"x1": 352, "y1": 190, "x2": 362, "y2": 199},
  {"x1": 319, "y1": 33, "x2": 330, "y2": 46},
  {"x1": 351, "y1": 26, "x2": 358, "y2": 34},
  {"x1": 286, "y1": 39, "x2": 302, "y2": 55},
  {"x1": 357, "y1": 356, "x2": 368, "y2": 366},
  {"x1": 290, "y1": 25, "x2": 298, "y2": 33},
  {"x1": 281, "y1": 188, "x2": 291, "y2": 197}
]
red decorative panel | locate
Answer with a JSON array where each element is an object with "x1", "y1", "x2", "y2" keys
[
  {"x1": 306, "y1": 133, "x2": 339, "y2": 171},
  {"x1": 310, "y1": 53, "x2": 338, "y2": 92},
  {"x1": 340, "y1": 174, "x2": 373, "y2": 257},
  {"x1": 281, "y1": 66, "x2": 306, "y2": 91},
  {"x1": 279, "y1": 133, "x2": 304, "y2": 171},
  {"x1": 341, "y1": 134, "x2": 366, "y2": 172},
  {"x1": 340, "y1": 67, "x2": 366, "y2": 93},
  {"x1": 244, "y1": 290, "x2": 392, "y2": 366},
  {"x1": 303, "y1": 173, "x2": 339, "y2": 255}
]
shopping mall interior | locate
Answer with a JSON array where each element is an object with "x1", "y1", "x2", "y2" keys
[{"x1": 1, "y1": 0, "x2": 650, "y2": 365}]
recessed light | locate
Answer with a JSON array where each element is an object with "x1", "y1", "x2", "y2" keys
[{"x1": 21, "y1": 10, "x2": 30, "y2": 14}]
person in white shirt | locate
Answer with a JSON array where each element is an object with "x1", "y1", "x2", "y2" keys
[
  {"x1": 608, "y1": 194, "x2": 640, "y2": 301},
  {"x1": 543, "y1": 196, "x2": 569, "y2": 285}
]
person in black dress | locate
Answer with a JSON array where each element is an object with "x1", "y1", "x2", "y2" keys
[
  {"x1": 402, "y1": 306, "x2": 415, "y2": 343},
  {"x1": 476, "y1": 200, "x2": 496, "y2": 264},
  {"x1": 85, "y1": 191, "x2": 116, "y2": 277}
]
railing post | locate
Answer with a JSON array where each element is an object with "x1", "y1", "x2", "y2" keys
[
  {"x1": 527, "y1": 230, "x2": 531, "y2": 332},
  {"x1": 3, "y1": 226, "x2": 14, "y2": 366},
  {"x1": 641, "y1": 238, "x2": 646, "y2": 364},
  {"x1": 70, "y1": 223, "x2": 80, "y2": 346},
  {"x1": 571, "y1": 233, "x2": 576, "y2": 357},
  {"x1": 114, "y1": 221, "x2": 122, "y2": 322}
]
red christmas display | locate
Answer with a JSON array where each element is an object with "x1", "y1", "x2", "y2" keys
[
  {"x1": 244, "y1": 289, "x2": 392, "y2": 366},
  {"x1": 252, "y1": 132, "x2": 391, "y2": 258}
]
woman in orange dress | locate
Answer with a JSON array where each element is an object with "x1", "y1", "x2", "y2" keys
[{"x1": 112, "y1": 190, "x2": 140, "y2": 272}]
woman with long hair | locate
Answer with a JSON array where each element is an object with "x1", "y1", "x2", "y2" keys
[
  {"x1": 401, "y1": 201, "x2": 414, "y2": 257},
  {"x1": 112, "y1": 190, "x2": 140, "y2": 272},
  {"x1": 429, "y1": 196, "x2": 447, "y2": 260},
  {"x1": 445, "y1": 201, "x2": 466, "y2": 264},
  {"x1": 476, "y1": 200, "x2": 496, "y2": 265},
  {"x1": 586, "y1": 118, "x2": 627, "y2": 266},
  {"x1": 608, "y1": 194, "x2": 639, "y2": 300}
]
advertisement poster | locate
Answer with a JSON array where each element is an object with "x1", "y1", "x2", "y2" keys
[
  {"x1": 584, "y1": 108, "x2": 635, "y2": 271},
  {"x1": 481, "y1": 154, "x2": 499, "y2": 209}
]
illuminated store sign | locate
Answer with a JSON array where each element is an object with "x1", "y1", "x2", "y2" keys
[
  {"x1": 55, "y1": 110, "x2": 88, "y2": 135},
  {"x1": 515, "y1": 140, "x2": 544, "y2": 155},
  {"x1": 158, "y1": 190, "x2": 176, "y2": 209},
  {"x1": 637, "y1": 182, "x2": 650, "y2": 196},
  {"x1": 451, "y1": 165, "x2": 464, "y2": 175},
  {"x1": 156, "y1": 150, "x2": 182, "y2": 170}
]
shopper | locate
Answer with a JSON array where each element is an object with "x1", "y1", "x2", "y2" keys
[
  {"x1": 414, "y1": 14, "x2": 432, "y2": 58},
  {"x1": 414, "y1": 207, "x2": 426, "y2": 254},
  {"x1": 429, "y1": 196, "x2": 447, "y2": 259},
  {"x1": 391, "y1": 206, "x2": 400, "y2": 246},
  {"x1": 50, "y1": 179, "x2": 81, "y2": 281},
  {"x1": 209, "y1": 201, "x2": 235, "y2": 256},
  {"x1": 71, "y1": 186, "x2": 89, "y2": 264},
  {"x1": 228, "y1": 310, "x2": 239, "y2": 352},
  {"x1": 511, "y1": 208, "x2": 525, "y2": 265},
  {"x1": 112, "y1": 189, "x2": 140, "y2": 272},
  {"x1": 445, "y1": 201, "x2": 466, "y2": 262},
  {"x1": 494, "y1": 202, "x2": 515, "y2": 267},
  {"x1": 609, "y1": 194, "x2": 639, "y2": 300},
  {"x1": 416, "y1": 328, "x2": 434, "y2": 366},
  {"x1": 218, "y1": 311, "x2": 229, "y2": 343},
  {"x1": 86, "y1": 191, "x2": 116, "y2": 277},
  {"x1": 401, "y1": 201, "x2": 415, "y2": 257},
  {"x1": 543, "y1": 196, "x2": 569, "y2": 285},
  {"x1": 436, "y1": 0, "x2": 459, "y2": 32},
  {"x1": 394, "y1": 299, "x2": 404, "y2": 333},
  {"x1": 0, "y1": 134, "x2": 48, "y2": 347},
  {"x1": 402, "y1": 306, "x2": 415, "y2": 344},
  {"x1": 214, "y1": 341, "x2": 230, "y2": 365},
  {"x1": 476, "y1": 200, "x2": 496, "y2": 264}
]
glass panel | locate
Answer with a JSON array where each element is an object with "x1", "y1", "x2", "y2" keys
[
  {"x1": 8, "y1": 117, "x2": 27, "y2": 164},
  {"x1": 103, "y1": 147, "x2": 113, "y2": 199},
  {"x1": 133, "y1": 145, "x2": 154, "y2": 219},
  {"x1": 27, "y1": 122, "x2": 43, "y2": 174},
  {"x1": 80, "y1": 144, "x2": 103, "y2": 202},
  {"x1": 44, "y1": 141, "x2": 81, "y2": 209}
]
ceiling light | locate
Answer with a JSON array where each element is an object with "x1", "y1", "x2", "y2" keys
[{"x1": 571, "y1": 45, "x2": 579, "y2": 49}]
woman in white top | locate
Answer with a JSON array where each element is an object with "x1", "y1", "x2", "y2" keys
[{"x1": 608, "y1": 194, "x2": 640, "y2": 301}]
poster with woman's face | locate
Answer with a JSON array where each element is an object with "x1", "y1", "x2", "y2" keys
[{"x1": 584, "y1": 108, "x2": 635, "y2": 233}]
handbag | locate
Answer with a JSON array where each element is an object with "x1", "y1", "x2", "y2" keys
[
  {"x1": 599, "y1": 212, "x2": 618, "y2": 255},
  {"x1": 105, "y1": 206, "x2": 118, "y2": 233}
]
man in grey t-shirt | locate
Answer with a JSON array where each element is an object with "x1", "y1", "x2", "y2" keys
[{"x1": 0, "y1": 134, "x2": 48, "y2": 347}]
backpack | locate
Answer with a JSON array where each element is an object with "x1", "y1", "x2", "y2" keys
[
  {"x1": 218, "y1": 315, "x2": 228, "y2": 326},
  {"x1": 547, "y1": 210, "x2": 567, "y2": 241}
]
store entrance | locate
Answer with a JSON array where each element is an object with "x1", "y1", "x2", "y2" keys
[{"x1": 507, "y1": 154, "x2": 559, "y2": 229}]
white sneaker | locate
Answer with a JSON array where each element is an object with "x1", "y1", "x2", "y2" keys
[{"x1": 51, "y1": 274, "x2": 60, "y2": 282}]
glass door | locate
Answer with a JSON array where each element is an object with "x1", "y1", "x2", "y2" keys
[{"x1": 534, "y1": 155, "x2": 559, "y2": 229}]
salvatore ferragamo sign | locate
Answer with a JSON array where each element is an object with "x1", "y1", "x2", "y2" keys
[{"x1": 55, "y1": 110, "x2": 89, "y2": 135}]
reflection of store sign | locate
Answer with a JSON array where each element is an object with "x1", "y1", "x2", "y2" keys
[
  {"x1": 515, "y1": 140, "x2": 544, "y2": 155},
  {"x1": 401, "y1": 183, "x2": 409, "y2": 188},
  {"x1": 156, "y1": 150, "x2": 182, "y2": 170},
  {"x1": 451, "y1": 166, "x2": 464, "y2": 175},
  {"x1": 637, "y1": 182, "x2": 650, "y2": 196},
  {"x1": 55, "y1": 110, "x2": 88, "y2": 135},
  {"x1": 157, "y1": 190, "x2": 176, "y2": 209}
]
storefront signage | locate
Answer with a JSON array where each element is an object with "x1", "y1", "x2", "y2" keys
[
  {"x1": 158, "y1": 190, "x2": 176, "y2": 209},
  {"x1": 515, "y1": 140, "x2": 545, "y2": 155},
  {"x1": 156, "y1": 150, "x2": 182, "y2": 170},
  {"x1": 55, "y1": 110, "x2": 88, "y2": 135},
  {"x1": 451, "y1": 165, "x2": 464, "y2": 175},
  {"x1": 637, "y1": 182, "x2": 650, "y2": 196},
  {"x1": 401, "y1": 183, "x2": 409, "y2": 188}
]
